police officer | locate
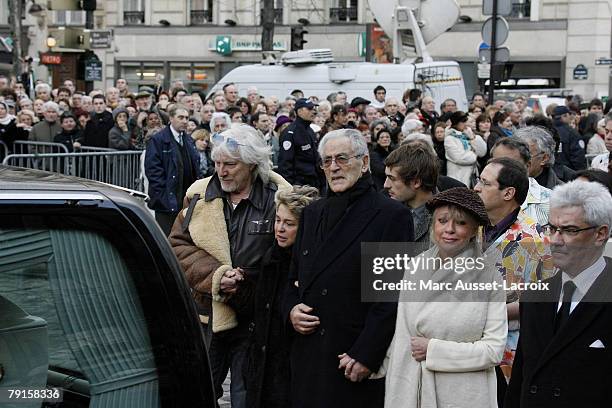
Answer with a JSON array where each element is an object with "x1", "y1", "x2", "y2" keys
[
  {"x1": 278, "y1": 98, "x2": 324, "y2": 190},
  {"x1": 552, "y1": 105, "x2": 587, "y2": 171}
]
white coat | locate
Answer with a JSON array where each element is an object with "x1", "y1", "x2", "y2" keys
[
  {"x1": 444, "y1": 130, "x2": 487, "y2": 187},
  {"x1": 384, "y1": 246, "x2": 507, "y2": 408}
]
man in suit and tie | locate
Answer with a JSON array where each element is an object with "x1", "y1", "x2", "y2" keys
[
  {"x1": 145, "y1": 104, "x2": 201, "y2": 235},
  {"x1": 506, "y1": 179, "x2": 612, "y2": 408},
  {"x1": 284, "y1": 129, "x2": 414, "y2": 408}
]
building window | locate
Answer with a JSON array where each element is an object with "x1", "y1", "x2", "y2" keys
[
  {"x1": 54, "y1": 10, "x2": 85, "y2": 26},
  {"x1": 329, "y1": 0, "x2": 357, "y2": 23},
  {"x1": 510, "y1": 0, "x2": 530, "y2": 19},
  {"x1": 191, "y1": 0, "x2": 213, "y2": 25},
  {"x1": 124, "y1": 0, "x2": 145, "y2": 25}
]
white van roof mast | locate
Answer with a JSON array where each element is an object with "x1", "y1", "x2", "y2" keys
[{"x1": 367, "y1": 0, "x2": 460, "y2": 63}]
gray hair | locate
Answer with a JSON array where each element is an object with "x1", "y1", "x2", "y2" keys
[
  {"x1": 502, "y1": 102, "x2": 518, "y2": 114},
  {"x1": 211, "y1": 112, "x2": 232, "y2": 129},
  {"x1": 42, "y1": 101, "x2": 59, "y2": 113},
  {"x1": 516, "y1": 126, "x2": 556, "y2": 166},
  {"x1": 401, "y1": 133, "x2": 434, "y2": 149},
  {"x1": 551, "y1": 179, "x2": 612, "y2": 229},
  {"x1": 35, "y1": 83, "x2": 51, "y2": 93},
  {"x1": 401, "y1": 118, "x2": 423, "y2": 135},
  {"x1": 318, "y1": 129, "x2": 369, "y2": 158},
  {"x1": 211, "y1": 125, "x2": 272, "y2": 184},
  {"x1": 369, "y1": 118, "x2": 391, "y2": 134}
]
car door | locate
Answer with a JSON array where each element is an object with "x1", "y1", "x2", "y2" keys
[{"x1": 0, "y1": 189, "x2": 215, "y2": 408}]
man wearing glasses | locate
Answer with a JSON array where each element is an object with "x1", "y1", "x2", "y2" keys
[
  {"x1": 506, "y1": 179, "x2": 612, "y2": 408},
  {"x1": 284, "y1": 129, "x2": 414, "y2": 408},
  {"x1": 474, "y1": 157, "x2": 554, "y2": 401},
  {"x1": 278, "y1": 98, "x2": 324, "y2": 190}
]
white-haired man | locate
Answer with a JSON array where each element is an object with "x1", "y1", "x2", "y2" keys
[
  {"x1": 30, "y1": 101, "x2": 61, "y2": 143},
  {"x1": 507, "y1": 179, "x2": 612, "y2": 408},
  {"x1": 34, "y1": 83, "x2": 52, "y2": 102},
  {"x1": 284, "y1": 129, "x2": 414, "y2": 407},
  {"x1": 170, "y1": 125, "x2": 291, "y2": 408}
]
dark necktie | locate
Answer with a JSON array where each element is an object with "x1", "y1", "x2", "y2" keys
[
  {"x1": 554, "y1": 280, "x2": 577, "y2": 333},
  {"x1": 177, "y1": 132, "x2": 184, "y2": 146}
]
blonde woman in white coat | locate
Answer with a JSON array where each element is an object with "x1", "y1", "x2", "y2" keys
[
  {"x1": 444, "y1": 111, "x2": 487, "y2": 187},
  {"x1": 385, "y1": 188, "x2": 507, "y2": 408}
]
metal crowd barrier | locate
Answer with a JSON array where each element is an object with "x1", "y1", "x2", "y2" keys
[
  {"x1": 585, "y1": 153, "x2": 599, "y2": 168},
  {"x1": 0, "y1": 141, "x2": 7, "y2": 160},
  {"x1": 2, "y1": 150, "x2": 145, "y2": 192},
  {"x1": 13, "y1": 140, "x2": 69, "y2": 155}
]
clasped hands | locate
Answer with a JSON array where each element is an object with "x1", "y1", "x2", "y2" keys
[
  {"x1": 220, "y1": 267, "x2": 245, "y2": 294},
  {"x1": 289, "y1": 303, "x2": 371, "y2": 382}
]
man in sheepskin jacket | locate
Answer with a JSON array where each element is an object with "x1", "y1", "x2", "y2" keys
[{"x1": 169, "y1": 125, "x2": 291, "y2": 408}]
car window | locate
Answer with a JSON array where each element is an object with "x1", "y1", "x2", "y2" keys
[{"x1": 0, "y1": 224, "x2": 160, "y2": 407}]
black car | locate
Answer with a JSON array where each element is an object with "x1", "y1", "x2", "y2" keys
[{"x1": 0, "y1": 166, "x2": 215, "y2": 407}]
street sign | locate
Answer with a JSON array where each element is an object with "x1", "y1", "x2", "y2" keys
[
  {"x1": 90, "y1": 31, "x2": 112, "y2": 49},
  {"x1": 478, "y1": 63, "x2": 491, "y2": 79},
  {"x1": 41, "y1": 53, "x2": 62, "y2": 65},
  {"x1": 573, "y1": 64, "x2": 588, "y2": 80},
  {"x1": 479, "y1": 46, "x2": 510, "y2": 63},
  {"x1": 482, "y1": 16, "x2": 509, "y2": 48},
  {"x1": 482, "y1": 0, "x2": 512, "y2": 16},
  {"x1": 84, "y1": 59, "x2": 102, "y2": 81},
  {"x1": 595, "y1": 58, "x2": 612, "y2": 65}
]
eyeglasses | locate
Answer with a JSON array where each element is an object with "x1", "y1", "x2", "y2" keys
[
  {"x1": 321, "y1": 154, "x2": 363, "y2": 169},
  {"x1": 212, "y1": 133, "x2": 245, "y2": 152},
  {"x1": 474, "y1": 177, "x2": 494, "y2": 187},
  {"x1": 542, "y1": 223, "x2": 598, "y2": 237}
]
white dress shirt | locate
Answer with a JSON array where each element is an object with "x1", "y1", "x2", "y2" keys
[
  {"x1": 170, "y1": 125, "x2": 182, "y2": 145},
  {"x1": 558, "y1": 256, "x2": 606, "y2": 313}
]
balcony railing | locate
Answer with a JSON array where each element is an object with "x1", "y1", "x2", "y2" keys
[
  {"x1": 260, "y1": 8, "x2": 283, "y2": 25},
  {"x1": 329, "y1": 7, "x2": 357, "y2": 23},
  {"x1": 510, "y1": 1, "x2": 530, "y2": 18},
  {"x1": 190, "y1": 9, "x2": 213, "y2": 25},
  {"x1": 123, "y1": 11, "x2": 145, "y2": 25}
]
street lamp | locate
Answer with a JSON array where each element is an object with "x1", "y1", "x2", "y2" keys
[{"x1": 46, "y1": 35, "x2": 57, "y2": 49}]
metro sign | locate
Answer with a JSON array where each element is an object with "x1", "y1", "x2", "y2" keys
[{"x1": 41, "y1": 53, "x2": 62, "y2": 65}]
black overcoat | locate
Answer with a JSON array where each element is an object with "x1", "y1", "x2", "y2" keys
[
  {"x1": 283, "y1": 188, "x2": 414, "y2": 408},
  {"x1": 506, "y1": 257, "x2": 612, "y2": 408}
]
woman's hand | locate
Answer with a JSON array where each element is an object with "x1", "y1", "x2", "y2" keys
[{"x1": 410, "y1": 336, "x2": 430, "y2": 362}]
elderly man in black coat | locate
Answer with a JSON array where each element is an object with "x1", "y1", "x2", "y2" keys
[{"x1": 284, "y1": 129, "x2": 414, "y2": 408}]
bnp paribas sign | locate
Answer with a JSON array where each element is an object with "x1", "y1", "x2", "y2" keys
[{"x1": 209, "y1": 37, "x2": 288, "y2": 55}]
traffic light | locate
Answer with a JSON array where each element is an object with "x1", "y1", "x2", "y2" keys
[
  {"x1": 290, "y1": 26, "x2": 307, "y2": 51},
  {"x1": 215, "y1": 36, "x2": 232, "y2": 56}
]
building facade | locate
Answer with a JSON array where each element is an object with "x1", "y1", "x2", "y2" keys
[{"x1": 1, "y1": 0, "x2": 610, "y2": 99}]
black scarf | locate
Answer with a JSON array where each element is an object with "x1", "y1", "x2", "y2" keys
[{"x1": 319, "y1": 172, "x2": 374, "y2": 238}]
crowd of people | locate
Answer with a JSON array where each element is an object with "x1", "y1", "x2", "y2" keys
[{"x1": 1, "y1": 73, "x2": 612, "y2": 408}]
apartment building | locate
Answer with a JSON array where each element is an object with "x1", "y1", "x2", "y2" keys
[{"x1": 1, "y1": 0, "x2": 610, "y2": 98}]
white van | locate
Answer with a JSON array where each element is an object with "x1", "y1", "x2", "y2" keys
[{"x1": 210, "y1": 50, "x2": 469, "y2": 111}]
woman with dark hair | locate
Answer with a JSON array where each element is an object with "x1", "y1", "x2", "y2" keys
[
  {"x1": 486, "y1": 111, "x2": 512, "y2": 155},
  {"x1": 445, "y1": 111, "x2": 486, "y2": 187},
  {"x1": 237, "y1": 97, "x2": 252, "y2": 121},
  {"x1": 370, "y1": 128, "x2": 393, "y2": 190},
  {"x1": 432, "y1": 121, "x2": 448, "y2": 175},
  {"x1": 580, "y1": 112, "x2": 602, "y2": 146},
  {"x1": 53, "y1": 112, "x2": 82, "y2": 153}
]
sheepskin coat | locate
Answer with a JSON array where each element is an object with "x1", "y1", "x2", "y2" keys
[{"x1": 170, "y1": 171, "x2": 291, "y2": 333}]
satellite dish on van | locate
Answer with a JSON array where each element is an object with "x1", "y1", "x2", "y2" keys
[{"x1": 368, "y1": 0, "x2": 460, "y2": 45}]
